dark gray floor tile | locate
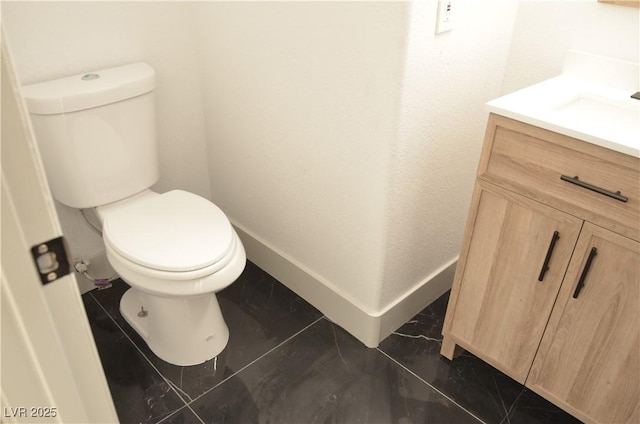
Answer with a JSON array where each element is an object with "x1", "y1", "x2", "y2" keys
[
  {"x1": 82, "y1": 295, "x2": 186, "y2": 424},
  {"x1": 505, "y1": 388, "x2": 583, "y2": 424},
  {"x1": 379, "y1": 291, "x2": 580, "y2": 424},
  {"x1": 90, "y1": 261, "x2": 323, "y2": 402},
  {"x1": 379, "y1": 292, "x2": 525, "y2": 423},
  {"x1": 88, "y1": 277, "x2": 131, "y2": 327},
  {"x1": 190, "y1": 318, "x2": 480, "y2": 424},
  {"x1": 85, "y1": 261, "x2": 583, "y2": 424}
]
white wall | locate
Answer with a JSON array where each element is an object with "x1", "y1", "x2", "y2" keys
[
  {"x1": 195, "y1": 1, "x2": 408, "y2": 313},
  {"x1": 195, "y1": 0, "x2": 520, "y2": 322},
  {"x1": 380, "y1": 0, "x2": 519, "y2": 310},
  {"x1": 502, "y1": 0, "x2": 640, "y2": 94},
  {"x1": 2, "y1": 1, "x2": 211, "y2": 268}
]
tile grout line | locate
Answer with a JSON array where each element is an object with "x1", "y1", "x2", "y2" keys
[
  {"x1": 90, "y1": 289, "x2": 326, "y2": 423},
  {"x1": 183, "y1": 403, "x2": 206, "y2": 424},
  {"x1": 186, "y1": 315, "x2": 327, "y2": 407},
  {"x1": 498, "y1": 387, "x2": 526, "y2": 424},
  {"x1": 178, "y1": 314, "x2": 327, "y2": 424},
  {"x1": 88, "y1": 292, "x2": 192, "y2": 422},
  {"x1": 492, "y1": 372, "x2": 512, "y2": 424},
  {"x1": 376, "y1": 347, "x2": 488, "y2": 424},
  {"x1": 155, "y1": 404, "x2": 205, "y2": 424}
]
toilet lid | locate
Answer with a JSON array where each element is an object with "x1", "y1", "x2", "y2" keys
[{"x1": 102, "y1": 190, "x2": 234, "y2": 272}]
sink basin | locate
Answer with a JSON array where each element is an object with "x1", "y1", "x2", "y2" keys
[
  {"x1": 552, "y1": 94, "x2": 640, "y2": 148},
  {"x1": 487, "y1": 51, "x2": 640, "y2": 158},
  {"x1": 555, "y1": 95, "x2": 638, "y2": 129}
]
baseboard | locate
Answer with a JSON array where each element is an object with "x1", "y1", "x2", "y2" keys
[
  {"x1": 234, "y1": 223, "x2": 457, "y2": 347},
  {"x1": 376, "y1": 257, "x2": 457, "y2": 342}
]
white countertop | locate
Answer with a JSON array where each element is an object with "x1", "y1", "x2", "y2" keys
[{"x1": 486, "y1": 51, "x2": 640, "y2": 158}]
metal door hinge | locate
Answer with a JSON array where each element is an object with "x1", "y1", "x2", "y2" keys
[{"x1": 30, "y1": 236, "x2": 71, "y2": 285}]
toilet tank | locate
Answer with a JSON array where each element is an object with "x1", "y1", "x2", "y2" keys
[{"x1": 22, "y1": 63, "x2": 159, "y2": 209}]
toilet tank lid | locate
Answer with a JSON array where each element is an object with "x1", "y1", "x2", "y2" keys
[{"x1": 21, "y1": 63, "x2": 155, "y2": 115}]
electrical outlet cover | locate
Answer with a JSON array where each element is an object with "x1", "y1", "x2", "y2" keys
[{"x1": 436, "y1": 0, "x2": 454, "y2": 34}]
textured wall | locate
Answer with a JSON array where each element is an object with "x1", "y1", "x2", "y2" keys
[
  {"x1": 195, "y1": 0, "x2": 520, "y2": 313},
  {"x1": 196, "y1": 1, "x2": 408, "y2": 312},
  {"x1": 502, "y1": 0, "x2": 640, "y2": 94},
  {"x1": 380, "y1": 0, "x2": 519, "y2": 310}
]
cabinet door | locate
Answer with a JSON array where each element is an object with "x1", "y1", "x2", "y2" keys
[
  {"x1": 527, "y1": 223, "x2": 639, "y2": 424},
  {"x1": 445, "y1": 183, "x2": 582, "y2": 382}
]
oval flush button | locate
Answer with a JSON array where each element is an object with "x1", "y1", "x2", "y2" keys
[{"x1": 81, "y1": 73, "x2": 100, "y2": 81}]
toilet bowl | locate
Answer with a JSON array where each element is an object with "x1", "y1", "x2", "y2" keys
[{"x1": 96, "y1": 189, "x2": 246, "y2": 366}]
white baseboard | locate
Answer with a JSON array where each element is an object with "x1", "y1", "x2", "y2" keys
[
  {"x1": 376, "y1": 257, "x2": 457, "y2": 343},
  {"x1": 234, "y1": 224, "x2": 457, "y2": 347}
]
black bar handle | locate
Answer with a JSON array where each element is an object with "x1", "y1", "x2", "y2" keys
[
  {"x1": 572, "y1": 247, "x2": 597, "y2": 299},
  {"x1": 538, "y1": 231, "x2": 560, "y2": 282},
  {"x1": 560, "y1": 175, "x2": 628, "y2": 203}
]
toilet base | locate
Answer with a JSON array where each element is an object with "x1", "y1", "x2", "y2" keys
[{"x1": 120, "y1": 287, "x2": 229, "y2": 366}]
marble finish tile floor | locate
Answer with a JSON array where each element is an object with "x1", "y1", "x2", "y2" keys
[{"x1": 83, "y1": 261, "x2": 582, "y2": 424}]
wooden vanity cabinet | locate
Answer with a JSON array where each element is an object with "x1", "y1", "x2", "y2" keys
[{"x1": 441, "y1": 114, "x2": 640, "y2": 424}]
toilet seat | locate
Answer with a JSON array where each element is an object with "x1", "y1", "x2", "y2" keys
[
  {"x1": 105, "y1": 230, "x2": 245, "y2": 296},
  {"x1": 102, "y1": 190, "x2": 234, "y2": 273},
  {"x1": 104, "y1": 232, "x2": 240, "y2": 281}
]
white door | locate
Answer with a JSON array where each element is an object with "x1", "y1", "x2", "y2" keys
[{"x1": 1, "y1": 36, "x2": 118, "y2": 423}]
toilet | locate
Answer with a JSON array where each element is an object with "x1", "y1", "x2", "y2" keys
[{"x1": 22, "y1": 63, "x2": 246, "y2": 366}]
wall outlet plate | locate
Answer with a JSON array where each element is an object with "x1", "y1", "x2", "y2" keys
[{"x1": 436, "y1": 0, "x2": 454, "y2": 34}]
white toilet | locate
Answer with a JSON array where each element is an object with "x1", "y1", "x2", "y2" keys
[{"x1": 22, "y1": 63, "x2": 246, "y2": 366}]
